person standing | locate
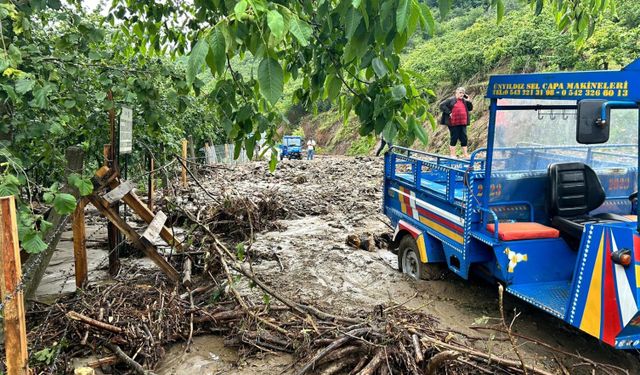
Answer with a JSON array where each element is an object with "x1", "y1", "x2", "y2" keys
[
  {"x1": 439, "y1": 87, "x2": 473, "y2": 159},
  {"x1": 307, "y1": 139, "x2": 316, "y2": 160}
]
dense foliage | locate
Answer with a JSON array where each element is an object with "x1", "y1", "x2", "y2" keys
[
  {"x1": 0, "y1": 0, "x2": 622, "y2": 252},
  {"x1": 0, "y1": 2, "x2": 223, "y2": 252}
]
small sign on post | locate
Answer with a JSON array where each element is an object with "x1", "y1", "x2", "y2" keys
[{"x1": 119, "y1": 107, "x2": 133, "y2": 155}]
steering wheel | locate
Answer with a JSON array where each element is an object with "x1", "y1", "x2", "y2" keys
[{"x1": 629, "y1": 191, "x2": 638, "y2": 202}]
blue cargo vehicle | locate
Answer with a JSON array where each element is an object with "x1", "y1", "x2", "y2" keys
[
  {"x1": 383, "y1": 59, "x2": 640, "y2": 349},
  {"x1": 279, "y1": 135, "x2": 303, "y2": 160}
]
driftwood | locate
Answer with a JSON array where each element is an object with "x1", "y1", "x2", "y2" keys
[{"x1": 67, "y1": 311, "x2": 123, "y2": 334}]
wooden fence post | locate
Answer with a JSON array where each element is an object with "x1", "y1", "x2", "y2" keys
[
  {"x1": 22, "y1": 147, "x2": 85, "y2": 301},
  {"x1": 73, "y1": 197, "x2": 87, "y2": 288},
  {"x1": 148, "y1": 154, "x2": 154, "y2": 211},
  {"x1": 181, "y1": 139, "x2": 188, "y2": 187},
  {"x1": 0, "y1": 196, "x2": 28, "y2": 375}
]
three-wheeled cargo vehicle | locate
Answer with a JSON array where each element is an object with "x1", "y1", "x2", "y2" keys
[
  {"x1": 383, "y1": 59, "x2": 640, "y2": 349},
  {"x1": 279, "y1": 135, "x2": 303, "y2": 160}
]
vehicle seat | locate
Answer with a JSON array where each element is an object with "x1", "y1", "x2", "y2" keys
[{"x1": 548, "y1": 163, "x2": 627, "y2": 246}]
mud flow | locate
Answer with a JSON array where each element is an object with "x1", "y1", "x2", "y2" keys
[{"x1": 29, "y1": 156, "x2": 638, "y2": 374}]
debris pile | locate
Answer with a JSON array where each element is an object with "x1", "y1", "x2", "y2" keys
[{"x1": 15, "y1": 158, "x2": 632, "y2": 374}]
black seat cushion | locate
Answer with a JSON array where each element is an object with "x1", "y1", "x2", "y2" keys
[
  {"x1": 547, "y1": 163, "x2": 619, "y2": 246},
  {"x1": 552, "y1": 216, "x2": 618, "y2": 244},
  {"x1": 548, "y1": 163, "x2": 605, "y2": 217}
]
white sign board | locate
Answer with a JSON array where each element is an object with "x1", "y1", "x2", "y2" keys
[{"x1": 119, "y1": 107, "x2": 133, "y2": 154}]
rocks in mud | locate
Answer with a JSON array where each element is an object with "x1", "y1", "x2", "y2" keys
[{"x1": 345, "y1": 233, "x2": 375, "y2": 251}]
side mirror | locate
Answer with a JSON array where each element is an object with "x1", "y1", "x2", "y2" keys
[{"x1": 576, "y1": 99, "x2": 610, "y2": 144}]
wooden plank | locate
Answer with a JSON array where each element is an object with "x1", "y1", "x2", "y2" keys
[
  {"x1": 103, "y1": 180, "x2": 135, "y2": 204},
  {"x1": 73, "y1": 198, "x2": 88, "y2": 288},
  {"x1": 181, "y1": 139, "x2": 188, "y2": 187},
  {"x1": 0, "y1": 196, "x2": 28, "y2": 374},
  {"x1": 142, "y1": 211, "x2": 167, "y2": 243},
  {"x1": 108, "y1": 179, "x2": 184, "y2": 252},
  {"x1": 87, "y1": 194, "x2": 180, "y2": 283}
]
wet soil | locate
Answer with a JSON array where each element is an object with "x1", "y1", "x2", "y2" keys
[
  {"x1": 38, "y1": 156, "x2": 640, "y2": 373},
  {"x1": 173, "y1": 155, "x2": 639, "y2": 373}
]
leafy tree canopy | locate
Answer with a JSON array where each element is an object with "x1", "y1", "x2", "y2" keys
[{"x1": 107, "y1": 0, "x2": 617, "y2": 161}]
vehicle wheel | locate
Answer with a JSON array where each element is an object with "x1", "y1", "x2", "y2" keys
[{"x1": 397, "y1": 236, "x2": 446, "y2": 280}]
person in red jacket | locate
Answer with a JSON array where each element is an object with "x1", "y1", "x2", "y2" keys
[{"x1": 439, "y1": 87, "x2": 473, "y2": 159}]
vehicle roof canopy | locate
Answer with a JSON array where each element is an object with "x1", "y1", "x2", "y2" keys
[{"x1": 486, "y1": 58, "x2": 640, "y2": 102}]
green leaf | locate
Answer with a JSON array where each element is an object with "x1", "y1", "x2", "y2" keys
[
  {"x1": 236, "y1": 243, "x2": 245, "y2": 261},
  {"x1": 267, "y1": 10, "x2": 286, "y2": 41},
  {"x1": 371, "y1": 57, "x2": 388, "y2": 78},
  {"x1": 289, "y1": 17, "x2": 312, "y2": 46},
  {"x1": 206, "y1": 28, "x2": 226, "y2": 76},
  {"x1": 234, "y1": 0, "x2": 248, "y2": 19},
  {"x1": 0, "y1": 183, "x2": 19, "y2": 197},
  {"x1": 324, "y1": 74, "x2": 342, "y2": 100},
  {"x1": 43, "y1": 192, "x2": 54, "y2": 204},
  {"x1": 269, "y1": 150, "x2": 277, "y2": 172},
  {"x1": 391, "y1": 85, "x2": 407, "y2": 100},
  {"x1": 187, "y1": 37, "x2": 210, "y2": 86},
  {"x1": 345, "y1": 7, "x2": 362, "y2": 39},
  {"x1": 52, "y1": 193, "x2": 76, "y2": 215},
  {"x1": 411, "y1": 116, "x2": 428, "y2": 144},
  {"x1": 68, "y1": 174, "x2": 93, "y2": 196},
  {"x1": 245, "y1": 135, "x2": 256, "y2": 160},
  {"x1": 534, "y1": 0, "x2": 543, "y2": 15},
  {"x1": 420, "y1": 4, "x2": 435, "y2": 36},
  {"x1": 22, "y1": 232, "x2": 48, "y2": 254},
  {"x1": 30, "y1": 85, "x2": 51, "y2": 109},
  {"x1": 257, "y1": 57, "x2": 284, "y2": 106},
  {"x1": 426, "y1": 112, "x2": 436, "y2": 130},
  {"x1": 382, "y1": 122, "x2": 398, "y2": 143},
  {"x1": 15, "y1": 78, "x2": 35, "y2": 95},
  {"x1": 396, "y1": 0, "x2": 411, "y2": 32},
  {"x1": 343, "y1": 25, "x2": 368, "y2": 62}
]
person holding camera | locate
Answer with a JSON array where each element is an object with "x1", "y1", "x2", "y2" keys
[{"x1": 439, "y1": 87, "x2": 473, "y2": 159}]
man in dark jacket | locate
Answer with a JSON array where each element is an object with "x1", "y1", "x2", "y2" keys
[{"x1": 439, "y1": 87, "x2": 473, "y2": 158}]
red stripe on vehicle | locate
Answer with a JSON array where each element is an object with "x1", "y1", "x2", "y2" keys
[
  {"x1": 602, "y1": 231, "x2": 622, "y2": 345},
  {"x1": 416, "y1": 206, "x2": 463, "y2": 233},
  {"x1": 634, "y1": 234, "x2": 640, "y2": 261},
  {"x1": 398, "y1": 221, "x2": 420, "y2": 239}
]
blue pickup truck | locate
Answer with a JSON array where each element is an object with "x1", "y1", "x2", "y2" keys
[{"x1": 383, "y1": 58, "x2": 640, "y2": 349}]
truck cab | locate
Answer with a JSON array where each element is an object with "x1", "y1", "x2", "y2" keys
[
  {"x1": 383, "y1": 59, "x2": 640, "y2": 349},
  {"x1": 279, "y1": 136, "x2": 303, "y2": 160}
]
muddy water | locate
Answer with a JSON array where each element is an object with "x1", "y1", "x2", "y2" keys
[{"x1": 157, "y1": 336, "x2": 292, "y2": 375}]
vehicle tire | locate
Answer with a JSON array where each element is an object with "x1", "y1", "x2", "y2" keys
[{"x1": 397, "y1": 235, "x2": 446, "y2": 280}]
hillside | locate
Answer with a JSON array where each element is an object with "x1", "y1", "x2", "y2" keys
[{"x1": 297, "y1": 0, "x2": 640, "y2": 156}]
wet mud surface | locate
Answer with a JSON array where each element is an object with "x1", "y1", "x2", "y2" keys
[{"x1": 38, "y1": 156, "x2": 640, "y2": 373}]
